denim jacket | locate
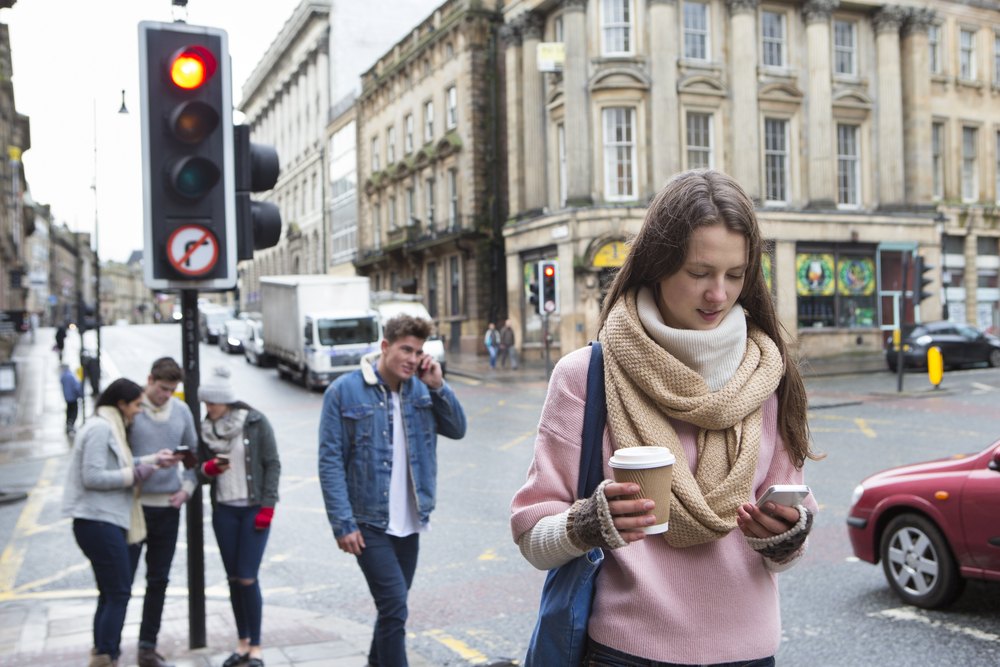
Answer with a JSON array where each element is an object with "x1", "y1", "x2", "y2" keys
[{"x1": 318, "y1": 351, "x2": 467, "y2": 538}]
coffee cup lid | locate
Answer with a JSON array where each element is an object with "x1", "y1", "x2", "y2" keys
[{"x1": 608, "y1": 446, "x2": 675, "y2": 469}]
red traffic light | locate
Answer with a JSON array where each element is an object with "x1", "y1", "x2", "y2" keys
[
  {"x1": 544, "y1": 266, "x2": 555, "y2": 277},
  {"x1": 170, "y1": 45, "x2": 217, "y2": 89}
]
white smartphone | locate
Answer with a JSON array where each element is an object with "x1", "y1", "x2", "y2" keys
[{"x1": 756, "y1": 485, "x2": 810, "y2": 517}]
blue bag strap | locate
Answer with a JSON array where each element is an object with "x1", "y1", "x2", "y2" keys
[{"x1": 578, "y1": 342, "x2": 607, "y2": 500}]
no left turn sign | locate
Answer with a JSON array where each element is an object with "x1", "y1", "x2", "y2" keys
[{"x1": 167, "y1": 225, "x2": 219, "y2": 276}]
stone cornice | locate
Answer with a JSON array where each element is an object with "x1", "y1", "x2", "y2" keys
[
  {"x1": 498, "y1": 22, "x2": 522, "y2": 48},
  {"x1": 647, "y1": 0, "x2": 677, "y2": 6},
  {"x1": 802, "y1": 0, "x2": 839, "y2": 24},
  {"x1": 901, "y1": 7, "x2": 936, "y2": 37},
  {"x1": 560, "y1": 0, "x2": 587, "y2": 12},
  {"x1": 872, "y1": 6, "x2": 907, "y2": 34},
  {"x1": 726, "y1": 0, "x2": 761, "y2": 16}
]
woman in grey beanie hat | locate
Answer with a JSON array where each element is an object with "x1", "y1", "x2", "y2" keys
[{"x1": 195, "y1": 365, "x2": 280, "y2": 667}]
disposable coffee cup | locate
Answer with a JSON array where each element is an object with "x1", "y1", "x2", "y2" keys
[{"x1": 609, "y1": 446, "x2": 675, "y2": 535}]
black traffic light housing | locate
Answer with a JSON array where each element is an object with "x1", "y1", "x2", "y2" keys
[
  {"x1": 913, "y1": 255, "x2": 934, "y2": 304},
  {"x1": 233, "y1": 125, "x2": 282, "y2": 261},
  {"x1": 539, "y1": 260, "x2": 559, "y2": 315},
  {"x1": 139, "y1": 21, "x2": 235, "y2": 291}
]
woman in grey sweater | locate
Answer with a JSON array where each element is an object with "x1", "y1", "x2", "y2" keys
[{"x1": 62, "y1": 378, "x2": 180, "y2": 667}]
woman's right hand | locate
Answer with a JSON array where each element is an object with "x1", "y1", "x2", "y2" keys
[
  {"x1": 202, "y1": 458, "x2": 231, "y2": 477},
  {"x1": 603, "y1": 482, "x2": 656, "y2": 544}
]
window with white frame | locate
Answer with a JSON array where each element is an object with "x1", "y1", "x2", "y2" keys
[
  {"x1": 603, "y1": 107, "x2": 637, "y2": 201},
  {"x1": 406, "y1": 186, "x2": 415, "y2": 222},
  {"x1": 558, "y1": 123, "x2": 567, "y2": 208},
  {"x1": 932, "y1": 122, "x2": 944, "y2": 200},
  {"x1": 761, "y1": 11, "x2": 785, "y2": 68},
  {"x1": 373, "y1": 202, "x2": 381, "y2": 249},
  {"x1": 683, "y1": 2, "x2": 709, "y2": 60},
  {"x1": 446, "y1": 86, "x2": 457, "y2": 129},
  {"x1": 405, "y1": 114, "x2": 414, "y2": 153},
  {"x1": 960, "y1": 29, "x2": 976, "y2": 80},
  {"x1": 764, "y1": 118, "x2": 789, "y2": 203},
  {"x1": 448, "y1": 169, "x2": 458, "y2": 226},
  {"x1": 424, "y1": 101, "x2": 434, "y2": 143},
  {"x1": 962, "y1": 126, "x2": 978, "y2": 202},
  {"x1": 834, "y1": 21, "x2": 857, "y2": 75},
  {"x1": 686, "y1": 112, "x2": 712, "y2": 169},
  {"x1": 389, "y1": 195, "x2": 397, "y2": 229},
  {"x1": 994, "y1": 34, "x2": 1000, "y2": 85},
  {"x1": 928, "y1": 25, "x2": 942, "y2": 74},
  {"x1": 387, "y1": 126, "x2": 396, "y2": 163},
  {"x1": 426, "y1": 178, "x2": 435, "y2": 226},
  {"x1": 601, "y1": 0, "x2": 634, "y2": 56},
  {"x1": 837, "y1": 124, "x2": 860, "y2": 207},
  {"x1": 371, "y1": 136, "x2": 380, "y2": 171}
]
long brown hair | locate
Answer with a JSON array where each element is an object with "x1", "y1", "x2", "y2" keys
[{"x1": 600, "y1": 170, "x2": 819, "y2": 467}]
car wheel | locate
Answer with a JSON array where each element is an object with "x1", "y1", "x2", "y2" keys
[
  {"x1": 880, "y1": 514, "x2": 964, "y2": 609},
  {"x1": 989, "y1": 349, "x2": 1000, "y2": 368}
]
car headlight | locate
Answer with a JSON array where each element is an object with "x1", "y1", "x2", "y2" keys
[
  {"x1": 850, "y1": 484, "x2": 865, "y2": 507},
  {"x1": 228, "y1": 338, "x2": 241, "y2": 346},
  {"x1": 914, "y1": 335, "x2": 932, "y2": 347}
]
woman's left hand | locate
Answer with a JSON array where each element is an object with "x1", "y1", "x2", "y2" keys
[
  {"x1": 736, "y1": 502, "x2": 798, "y2": 539},
  {"x1": 154, "y1": 448, "x2": 183, "y2": 468}
]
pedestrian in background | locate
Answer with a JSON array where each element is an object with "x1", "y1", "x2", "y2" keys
[
  {"x1": 55, "y1": 323, "x2": 67, "y2": 362},
  {"x1": 484, "y1": 322, "x2": 500, "y2": 370},
  {"x1": 511, "y1": 171, "x2": 821, "y2": 667},
  {"x1": 127, "y1": 358, "x2": 198, "y2": 667},
  {"x1": 319, "y1": 315, "x2": 467, "y2": 667},
  {"x1": 61, "y1": 378, "x2": 181, "y2": 667},
  {"x1": 61, "y1": 363, "x2": 83, "y2": 435},
  {"x1": 196, "y1": 366, "x2": 280, "y2": 667},
  {"x1": 498, "y1": 319, "x2": 517, "y2": 370}
]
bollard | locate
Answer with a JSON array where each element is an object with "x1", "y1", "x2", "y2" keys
[{"x1": 927, "y1": 346, "x2": 943, "y2": 388}]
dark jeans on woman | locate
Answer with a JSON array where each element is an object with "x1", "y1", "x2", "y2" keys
[
  {"x1": 585, "y1": 639, "x2": 775, "y2": 667},
  {"x1": 128, "y1": 505, "x2": 180, "y2": 650},
  {"x1": 356, "y1": 524, "x2": 420, "y2": 667},
  {"x1": 73, "y1": 519, "x2": 132, "y2": 660},
  {"x1": 212, "y1": 503, "x2": 270, "y2": 646}
]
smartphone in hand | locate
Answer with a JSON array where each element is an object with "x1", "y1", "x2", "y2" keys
[
  {"x1": 756, "y1": 485, "x2": 810, "y2": 517},
  {"x1": 215, "y1": 454, "x2": 230, "y2": 466}
]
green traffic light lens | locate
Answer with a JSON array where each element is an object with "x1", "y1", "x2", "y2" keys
[
  {"x1": 170, "y1": 101, "x2": 220, "y2": 144},
  {"x1": 169, "y1": 157, "x2": 220, "y2": 199}
]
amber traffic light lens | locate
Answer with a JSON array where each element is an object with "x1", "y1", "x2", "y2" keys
[
  {"x1": 170, "y1": 101, "x2": 220, "y2": 143},
  {"x1": 171, "y1": 53, "x2": 207, "y2": 89}
]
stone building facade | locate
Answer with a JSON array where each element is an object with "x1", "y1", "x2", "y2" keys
[
  {"x1": 353, "y1": 0, "x2": 507, "y2": 352},
  {"x1": 500, "y1": 0, "x2": 1000, "y2": 362},
  {"x1": 100, "y1": 251, "x2": 156, "y2": 325},
  {"x1": 326, "y1": 93, "x2": 359, "y2": 275},
  {"x1": 48, "y1": 224, "x2": 96, "y2": 327}
]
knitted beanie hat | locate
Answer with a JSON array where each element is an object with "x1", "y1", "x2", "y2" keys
[{"x1": 198, "y1": 365, "x2": 236, "y2": 404}]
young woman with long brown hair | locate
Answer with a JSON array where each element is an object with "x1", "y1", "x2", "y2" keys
[{"x1": 511, "y1": 170, "x2": 821, "y2": 667}]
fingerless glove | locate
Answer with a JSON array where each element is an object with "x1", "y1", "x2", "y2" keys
[
  {"x1": 566, "y1": 479, "x2": 628, "y2": 552},
  {"x1": 255, "y1": 506, "x2": 274, "y2": 530},
  {"x1": 744, "y1": 504, "x2": 813, "y2": 562},
  {"x1": 133, "y1": 463, "x2": 156, "y2": 485}
]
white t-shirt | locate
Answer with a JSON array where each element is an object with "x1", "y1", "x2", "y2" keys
[{"x1": 386, "y1": 391, "x2": 426, "y2": 537}]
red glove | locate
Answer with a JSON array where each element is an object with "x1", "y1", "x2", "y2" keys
[
  {"x1": 203, "y1": 459, "x2": 223, "y2": 477},
  {"x1": 255, "y1": 507, "x2": 274, "y2": 530}
]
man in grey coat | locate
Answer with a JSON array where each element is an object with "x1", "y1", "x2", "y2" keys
[{"x1": 128, "y1": 358, "x2": 197, "y2": 667}]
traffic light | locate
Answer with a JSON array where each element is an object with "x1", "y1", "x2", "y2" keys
[
  {"x1": 139, "y1": 21, "x2": 235, "y2": 290},
  {"x1": 913, "y1": 255, "x2": 934, "y2": 304},
  {"x1": 233, "y1": 125, "x2": 282, "y2": 261},
  {"x1": 539, "y1": 260, "x2": 559, "y2": 315},
  {"x1": 528, "y1": 265, "x2": 540, "y2": 311}
]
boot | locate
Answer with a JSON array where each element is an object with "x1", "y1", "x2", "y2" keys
[
  {"x1": 137, "y1": 647, "x2": 175, "y2": 667},
  {"x1": 87, "y1": 654, "x2": 114, "y2": 667}
]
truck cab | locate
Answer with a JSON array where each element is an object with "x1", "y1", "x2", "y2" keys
[{"x1": 301, "y1": 309, "x2": 381, "y2": 390}]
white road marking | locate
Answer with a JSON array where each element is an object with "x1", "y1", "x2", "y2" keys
[{"x1": 869, "y1": 607, "x2": 1000, "y2": 643}]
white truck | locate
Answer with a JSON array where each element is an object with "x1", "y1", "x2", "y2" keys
[{"x1": 261, "y1": 276, "x2": 380, "y2": 390}]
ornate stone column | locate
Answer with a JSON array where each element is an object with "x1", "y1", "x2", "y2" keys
[
  {"x1": 521, "y1": 13, "x2": 547, "y2": 212},
  {"x1": 873, "y1": 6, "x2": 906, "y2": 208},
  {"x1": 803, "y1": 0, "x2": 838, "y2": 208},
  {"x1": 499, "y1": 21, "x2": 524, "y2": 216},
  {"x1": 562, "y1": 0, "x2": 592, "y2": 207},
  {"x1": 649, "y1": 0, "x2": 679, "y2": 187},
  {"x1": 901, "y1": 8, "x2": 935, "y2": 206},
  {"x1": 726, "y1": 0, "x2": 762, "y2": 200}
]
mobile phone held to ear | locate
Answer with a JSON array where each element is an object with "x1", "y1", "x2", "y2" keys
[{"x1": 756, "y1": 484, "x2": 810, "y2": 517}]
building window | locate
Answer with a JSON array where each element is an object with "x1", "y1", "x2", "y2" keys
[
  {"x1": 994, "y1": 34, "x2": 1000, "y2": 85},
  {"x1": 602, "y1": 107, "x2": 636, "y2": 201},
  {"x1": 329, "y1": 120, "x2": 356, "y2": 202},
  {"x1": 834, "y1": 20, "x2": 857, "y2": 75},
  {"x1": 406, "y1": 187, "x2": 415, "y2": 223},
  {"x1": 764, "y1": 118, "x2": 789, "y2": 203},
  {"x1": 686, "y1": 112, "x2": 712, "y2": 169},
  {"x1": 424, "y1": 59, "x2": 431, "y2": 76},
  {"x1": 558, "y1": 123, "x2": 567, "y2": 208},
  {"x1": 448, "y1": 168, "x2": 458, "y2": 226},
  {"x1": 387, "y1": 126, "x2": 396, "y2": 163},
  {"x1": 555, "y1": 16, "x2": 564, "y2": 42},
  {"x1": 962, "y1": 126, "x2": 978, "y2": 202},
  {"x1": 960, "y1": 29, "x2": 976, "y2": 80},
  {"x1": 996, "y1": 131, "x2": 1000, "y2": 204},
  {"x1": 375, "y1": 274, "x2": 381, "y2": 291},
  {"x1": 389, "y1": 195, "x2": 397, "y2": 229},
  {"x1": 761, "y1": 11, "x2": 785, "y2": 68},
  {"x1": 426, "y1": 178, "x2": 435, "y2": 227},
  {"x1": 683, "y1": 2, "x2": 709, "y2": 60},
  {"x1": 427, "y1": 261, "x2": 438, "y2": 318},
  {"x1": 405, "y1": 114, "x2": 414, "y2": 153},
  {"x1": 424, "y1": 101, "x2": 434, "y2": 143},
  {"x1": 390, "y1": 271, "x2": 399, "y2": 292},
  {"x1": 932, "y1": 122, "x2": 944, "y2": 201},
  {"x1": 373, "y1": 203, "x2": 381, "y2": 250},
  {"x1": 600, "y1": 0, "x2": 633, "y2": 56},
  {"x1": 446, "y1": 42, "x2": 454, "y2": 58},
  {"x1": 371, "y1": 136, "x2": 379, "y2": 171},
  {"x1": 796, "y1": 245, "x2": 878, "y2": 329},
  {"x1": 450, "y1": 256, "x2": 461, "y2": 316},
  {"x1": 837, "y1": 124, "x2": 860, "y2": 207},
  {"x1": 446, "y1": 86, "x2": 457, "y2": 130},
  {"x1": 929, "y1": 25, "x2": 942, "y2": 74}
]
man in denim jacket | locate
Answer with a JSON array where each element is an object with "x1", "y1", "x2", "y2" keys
[{"x1": 319, "y1": 314, "x2": 466, "y2": 667}]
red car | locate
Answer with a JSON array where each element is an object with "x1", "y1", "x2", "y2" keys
[{"x1": 847, "y1": 440, "x2": 1000, "y2": 608}]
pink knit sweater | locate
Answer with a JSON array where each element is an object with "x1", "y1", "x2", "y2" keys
[{"x1": 510, "y1": 345, "x2": 819, "y2": 664}]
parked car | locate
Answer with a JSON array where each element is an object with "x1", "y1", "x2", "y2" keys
[
  {"x1": 242, "y1": 318, "x2": 270, "y2": 366},
  {"x1": 847, "y1": 439, "x2": 1000, "y2": 608},
  {"x1": 198, "y1": 306, "x2": 231, "y2": 344},
  {"x1": 887, "y1": 321, "x2": 1000, "y2": 371},
  {"x1": 220, "y1": 320, "x2": 247, "y2": 355}
]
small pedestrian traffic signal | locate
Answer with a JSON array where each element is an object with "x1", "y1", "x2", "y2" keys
[
  {"x1": 913, "y1": 255, "x2": 934, "y2": 305},
  {"x1": 539, "y1": 260, "x2": 559, "y2": 316}
]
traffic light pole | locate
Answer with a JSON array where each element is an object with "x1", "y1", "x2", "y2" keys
[
  {"x1": 897, "y1": 253, "x2": 909, "y2": 393},
  {"x1": 181, "y1": 289, "x2": 206, "y2": 649}
]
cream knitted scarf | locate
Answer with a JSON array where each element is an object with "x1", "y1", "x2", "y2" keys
[
  {"x1": 96, "y1": 406, "x2": 147, "y2": 545},
  {"x1": 599, "y1": 289, "x2": 784, "y2": 548}
]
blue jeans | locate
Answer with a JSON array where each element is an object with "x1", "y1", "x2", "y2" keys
[
  {"x1": 356, "y1": 524, "x2": 420, "y2": 667},
  {"x1": 73, "y1": 519, "x2": 132, "y2": 660},
  {"x1": 585, "y1": 639, "x2": 776, "y2": 667},
  {"x1": 128, "y1": 506, "x2": 181, "y2": 649},
  {"x1": 212, "y1": 503, "x2": 270, "y2": 646},
  {"x1": 487, "y1": 345, "x2": 498, "y2": 368}
]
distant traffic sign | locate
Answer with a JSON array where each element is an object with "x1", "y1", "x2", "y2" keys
[{"x1": 167, "y1": 225, "x2": 219, "y2": 276}]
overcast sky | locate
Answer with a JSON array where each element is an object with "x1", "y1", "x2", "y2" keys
[{"x1": 5, "y1": 0, "x2": 310, "y2": 262}]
